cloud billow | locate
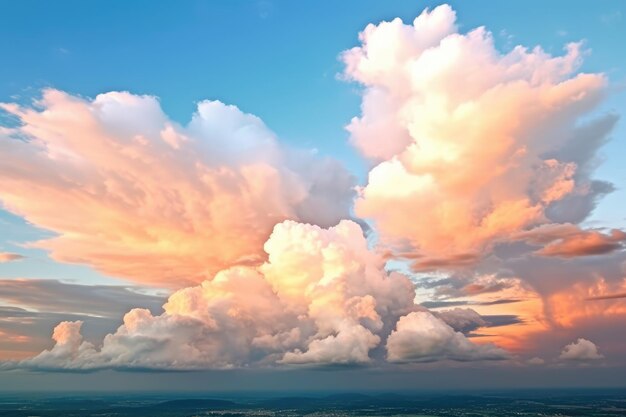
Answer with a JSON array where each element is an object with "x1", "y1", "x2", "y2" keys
[
  {"x1": 0, "y1": 91, "x2": 355, "y2": 288},
  {"x1": 559, "y1": 338, "x2": 604, "y2": 361},
  {"x1": 12, "y1": 221, "x2": 506, "y2": 371},
  {"x1": 342, "y1": 4, "x2": 619, "y2": 270},
  {"x1": 1, "y1": 3, "x2": 624, "y2": 371}
]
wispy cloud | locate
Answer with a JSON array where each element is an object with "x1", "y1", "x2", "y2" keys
[{"x1": 0, "y1": 252, "x2": 23, "y2": 263}]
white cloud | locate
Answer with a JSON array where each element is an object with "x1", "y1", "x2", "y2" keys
[
  {"x1": 386, "y1": 311, "x2": 509, "y2": 363},
  {"x1": 342, "y1": 4, "x2": 615, "y2": 270},
  {"x1": 0, "y1": 90, "x2": 355, "y2": 288},
  {"x1": 559, "y1": 338, "x2": 604, "y2": 361},
  {"x1": 13, "y1": 220, "x2": 509, "y2": 370}
]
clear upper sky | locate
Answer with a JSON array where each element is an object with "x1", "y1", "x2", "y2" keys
[
  {"x1": 1, "y1": 0, "x2": 626, "y2": 390},
  {"x1": 1, "y1": 0, "x2": 625, "y2": 285}
]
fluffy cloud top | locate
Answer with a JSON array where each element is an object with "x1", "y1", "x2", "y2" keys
[
  {"x1": 559, "y1": 338, "x2": 604, "y2": 361},
  {"x1": 1, "y1": 4, "x2": 622, "y2": 372},
  {"x1": 14, "y1": 220, "x2": 506, "y2": 370},
  {"x1": 0, "y1": 90, "x2": 354, "y2": 288},
  {"x1": 343, "y1": 4, "x2": 616, "y2": 269},
  {"x1": 386, "y1": 311, "x2": 508, "y2": 363},
  {"x1": 0, "y1": 279, "x2": 165, "y2": 360}
]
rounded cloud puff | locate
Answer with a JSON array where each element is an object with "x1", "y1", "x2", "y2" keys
[
  {"x1": 386, "y1": 311, "x2": 508, "y2": 363},
  {"x1": 18, "y1": 220, "x2": 506, "y2": 370},
  {"x1": 0, "y1": 90, "x2": 355, "y2": 288},
  {"x1": 343, "y1": 4, "x2": 616, "y2": 270},
  {"x1": 559, "y1": 338, "x2": 604, "y2": 361}
]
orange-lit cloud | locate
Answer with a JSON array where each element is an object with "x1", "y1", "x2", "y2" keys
[
  {"x1": 517, "y1": 223, "x2": 626, "y2": 258},
  {"x1": 419, "y1": 274, "x2": 549, "y2": 353},
  {"x1": 1, "y1": 3, "x2": 624, "y2": 371},
  {"x1": 343, "y1": 4, "x2": 616, "y2": 269},
  {"x1": 0, "y1": 90, "x2": 355, "y2": 288},
  {"x1": 11, "y1": 220, "x2": 507, "y2": 370},
  {"x1": 547, "y1": 278, "x2": 626, "y2": 328},
  {"x1": 0, "y1": 252, "x2": 23, "y2": 263}
]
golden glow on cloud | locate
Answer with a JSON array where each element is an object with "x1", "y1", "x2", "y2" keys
[
  {"x1": 343, "y1": 5, "x2": 613, "y2": 268},
  {"x1": 14, "y1": 221, "x2": 507, "y2": 370},
  {"x1": 0, "y1": 91, "x2": 354, "y2": 288},
  {"x1": 0, "y1": 4, "x2": 623, "y2": 370}
]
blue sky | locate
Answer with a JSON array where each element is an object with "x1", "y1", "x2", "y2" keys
[
  {"x1": 1, "y1": 0, "x2": 625, "y2": 287},
  {"x1": 1, "y1": 1, "x2": 626, "y2": 390}
]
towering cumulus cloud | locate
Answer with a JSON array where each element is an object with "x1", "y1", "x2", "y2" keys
[
  {"x1": 0, "y1": 90, "x2": 354, "y2": 287},
  {"x1": 16, "y1": 220, "x2": 506, "y2": 370},
  {"x1": 343, "y1": 4, "x2": 617, "y2": 269},
  {"x1": 1, "y1": 4, "x2": 622, "y2": 370}
]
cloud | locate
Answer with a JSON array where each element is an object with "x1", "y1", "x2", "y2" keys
[
  {"x1": 516, "y1": 223, "x2": 626, "y2": 258},
  {"x1": 0, "y1": 90, "x2": 355, "y2": 288},
  {"x1": 9, "y1": 220, "x2": 509, "y2": 371},
  {"x1": 0, "y1": 252, "x2": 23, "y2": 263},
  {"x1": 433, "y1": 308, "x2": 487, "y2": 333},
  {"x1": 0, "y1": 279, "x2": 164, "y2": 318},
  {"x1": 342, "y1": 4, "x2": 616, "y2": 269},
  {"x1": 559, "y1": 338, "x2": 604, "y2": 361},
  {"x1": 0, "y1": 280, "x2": 165, "y2": 360},
  {"x1": 386, "y1": 312, "x2": 509, "y2": 363},
  {"x1": 587, "y1": 292, "x2": 626, "y2": 301},
  {"x1": 417, "y1": 274, "x2": 533, "y2": 302},
  {"x1": 527, "y1": 357, "x2": 545, "y2": 365},
  {"x1": 0, "y1": 307, "x2": 147, "y2": 361},
  {"x1": 1, "y1": 3, "x2": 622, "y2": 372}
]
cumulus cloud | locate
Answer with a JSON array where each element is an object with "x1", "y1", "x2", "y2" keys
[
  {"x1": 2, "y1": 3, "x2": 622, "y2": 372},
  {"x1": 386, "y1": 312, "x2": 509, "y2": 363},
  {"x1": 0, "y1": 280, "x2": 165, "y2": 360},
  {"x1": 10, "y1": 220, "x2": 508, "y2": 370},
  {"x1": 0, "y1": 90, "x2": 355, "y2": 288},
  {"x1": 0, "y1": 252, "x2": 23, "y2": 263},
  {"x1": 343, "y1": 4, "x2": 616, "y2": 269},
  {"x1": 527, "y1": 357, "x2": 545, "y2": 365},
  {"x1": 559, "y1": 338, "x2": 604, "y2": 361},
  {"x1": 433, "y1": 308, "x2": 487, "y2": 333}
]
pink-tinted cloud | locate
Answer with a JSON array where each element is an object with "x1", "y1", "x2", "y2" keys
[
  {"x1": 1, "y1": 3, "x2": 623, "y2": 372},
  {"x1": 10, "y1": 220, "x2": 506, "y2": 370},
  {"x1": 386, "y1": 312, "x2": 508, "y2": 363},
  {"x1": 0, "y1": 90, "x2": 355, "y2": 288},
  {"x1": 587, "y1": 292, "x2": 626, "y2": 300},
  {"x1": 546, "y1": 277, "x2": 626, "y2": 328},
  {"x1": 517, "y1": 223, "x2": 626, "y2": 258},
  {"x1": 0, "y1": 252, "x2": 23, "y2": 263},
  {"x1": 342, "y1": 4, "x2": 615, "y2": 269}
]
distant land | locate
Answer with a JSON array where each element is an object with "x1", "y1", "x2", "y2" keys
[{"x1": 1, "y1": 389, "x2": 626, "y2": 416}]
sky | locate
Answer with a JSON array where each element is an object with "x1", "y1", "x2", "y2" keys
[{"x1": 0, "y1": 0, "x2": 625, "y2": 391}]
